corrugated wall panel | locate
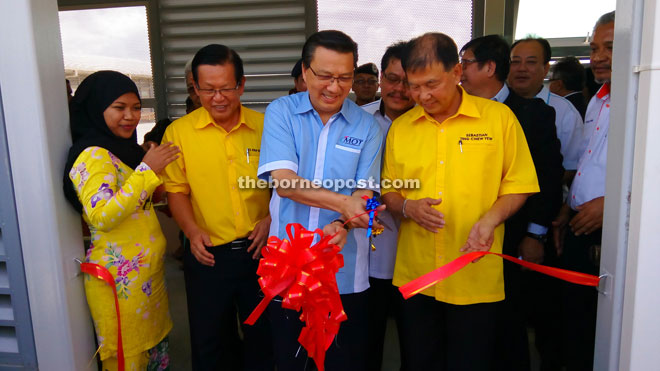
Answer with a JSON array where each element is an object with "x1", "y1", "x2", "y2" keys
[{"x1": 156, "y1": 0, "x2": 310, "y2": 117}]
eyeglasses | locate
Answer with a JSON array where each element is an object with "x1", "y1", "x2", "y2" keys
[
  {"x1": 354, "y1": 78, "x2": 378, "y2": 86},
  {"x1": 196, "y1": 83, "x2": 241, "y2": 97},
  {"x1": 308, "y1": 66, "x2": 353, "y2": 85},
  {"x1": 382, "y1": 73, "x2": 406, "y2": 86},
  {"x1": 460, "y1": 58, "x2": 479, "y2": 67}
]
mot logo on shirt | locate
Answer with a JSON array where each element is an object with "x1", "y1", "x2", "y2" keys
[{"x1": 342, "y1": 136, "x2": 364, "y2": 147}]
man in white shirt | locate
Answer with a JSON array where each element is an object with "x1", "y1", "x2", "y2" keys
[
  {"x1": 360, "y1": 41, "x2": 415, "y2": 371},
  {"x1": 552, "y1": 11, "x2": 615, "y2": 370},
  {"x1": 508, "y1": 37, "x2": 584, "y2": 177}
]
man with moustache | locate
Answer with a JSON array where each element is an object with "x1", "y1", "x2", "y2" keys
[
  {"x1": 382, "y1": 33, "x2": 539, "y2": 369},
  {"x1": 508, "y1": 37, "x2": 584, "y2": 179},
  {"x1": 552, "y1": 11, "x2": 615, "y2": 370},
  {"x1": 360, "y1": 41, "x2": 415, "y2": 371}
]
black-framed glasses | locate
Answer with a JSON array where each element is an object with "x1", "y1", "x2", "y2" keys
[
  {"x1": 308, "y1": 66, "x2": 353, "y2": 85},
  {"x1": 196, "y1": 83, "x2": 241, "y2": 97},
  {"x1": 382, "y1": 73, "x2": 405, "y2": 86},
  {"x1": 460, "y1": 58, "x2": 479, "y2": 67}
]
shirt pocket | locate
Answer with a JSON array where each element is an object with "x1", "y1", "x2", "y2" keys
[{"x1": 334, "y1": 144, "x2": 362, "y2": 155}]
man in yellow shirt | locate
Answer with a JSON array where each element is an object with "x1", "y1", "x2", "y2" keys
[
  {"x1": 161, "y1": 44, "x2": 273, "y2": 370},
  {"x1": 381, "y1": 33, "x2": 539, "y2": 369}
]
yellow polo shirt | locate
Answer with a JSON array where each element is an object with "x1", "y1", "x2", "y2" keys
[
  {"x1": 161, "y1": 106, "x2": 270, "y2": 246},
  {"x1": 382, "y1": 88, "x2": 539, "y2": 305}
]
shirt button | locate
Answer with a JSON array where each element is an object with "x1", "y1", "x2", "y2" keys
[
  {"x1": 440, "y1": 129, "x2": 444, "y2": 133},
  {"x1": 596, "y1": 127, "x2": 600, "y2": 131},
  {"x1": 440, "y1": 161, "x2": 444, "y2": 164},
  {"x1": 606, "y1": 104, "x2": 610, "y2": 108},
  {"x1": 232, "y1": 186, "x2": 236, "y2": 190},
  {"x1": 229, "y1": 159, "x2": 233, "y2": 164},
  {"x1": 572, "y1": 195, "x2": 576, "y2": 199},
  {"x1": 578, "y1": 172, "x2": 581, "y2": 176},
  {"x1": 588, "y1": 150, "x2": 592, "y2": 154},
  {"x1": 236, "y1": 211, "x2": 240, "y2": 216}
]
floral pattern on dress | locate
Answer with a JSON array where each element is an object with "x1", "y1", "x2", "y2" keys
[
  {"x1": 71, "y1": 147, "x2": 171, "y2": 361},
  {"x1": 90, "y1": 183, "x2": 114, "y2": 208},
  {"x1": 102, "y1": 243, "x2": 150, "y2": 299},
  {"x1": 147, "y1": 337, "x2": 170, "y2": 371},
  {"x1": 142, "y1": 278, "x2": 152, "y2": 297},
  {"x1": 70, "y1": 162, "x2": 90, "y2": 191}
]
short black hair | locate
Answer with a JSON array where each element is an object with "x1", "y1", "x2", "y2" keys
[
  {"x1": 402, "y1": 33, "x2": 459, "y2": 73},
  {"x1": 460, "y1": 35, "x2": 511, "y2": 82},
  {"x1": 191, "y1": 44, "x2": 244, "y2": 85},
  {"x1": 511, "y1": 37, "x2": 552, "y2": 64},
  {"x1": 380, "y1": 41, "x2": 407, "y2": 73},
  {"x1": 551, "y1": 56, "x2": 585, "y2": 92},
  {"x1": 302, "y1": 30, "x2": 358, "y2": 69}
]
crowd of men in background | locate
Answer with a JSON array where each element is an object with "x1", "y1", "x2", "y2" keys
[{"x1": 132, "y1": 9, "x2": 615, "y2": 371}]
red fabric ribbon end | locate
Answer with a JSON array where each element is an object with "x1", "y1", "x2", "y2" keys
[
  {"x1": 244, "y1": 223, "x2": 346, "y2": 371},
  {"x1": 399, "y1": 251, "x2": 600, "y2": 300},
  {"x1": 80, "y1": 262, "x2": 124, "y2": 371}
]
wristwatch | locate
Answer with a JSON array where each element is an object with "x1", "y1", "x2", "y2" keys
[{"x1": 525, "y1": 231, "x2": 547, "y2": 243}]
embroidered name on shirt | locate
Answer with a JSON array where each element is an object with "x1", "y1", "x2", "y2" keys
[
  {"x1": 460, "y1": 133, "x2": 493, "y2": 142},
  {"x1": 342, "y1": 136, "x2": 365, "y2": 147},
  {"x1": 247, "y1": 148, "x2": 260, "y2": 154}
]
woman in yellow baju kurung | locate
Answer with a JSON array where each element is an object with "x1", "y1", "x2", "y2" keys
[{"x1": 64, "y1": 71, "x2": 179, "y2": 370}]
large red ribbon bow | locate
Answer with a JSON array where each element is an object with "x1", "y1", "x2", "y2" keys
[
  {"x1": 244, "y1": 223, "x2": 346, "y2": 371},
  {"x1": 399, "y1": 251, "x2": 600, "y2": 299},
  {"x1": 80, "y1": 262, "x2": 124, "y2": 371}
]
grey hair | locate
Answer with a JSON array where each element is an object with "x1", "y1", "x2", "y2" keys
[
  {"x1": 184, "y1": 59, "x2": 193, "y2": 77},
  {"x1": 594, "y1": 11, "x2": 615, "y2": 32}
]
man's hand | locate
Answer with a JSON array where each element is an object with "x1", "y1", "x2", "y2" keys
[
  {"x1": 569, "y1": 197, "x2": 604, "y2": 236},
  {"x1": 340, "y1": 194, "x2": 385, "y2": 229},
  {"x1": 405, "y1": 198, "x2": 445, "y2": 233},
  {"x1": 188, "y1": 228, "x2": 215, "y2": 266},
  {"x1": 323, "y1": 222, "x2": 348, "y2": 249},
  {"x1": 519, "y1": 236, "x2": 544, "y2": 265},
  {"x1": 247, "y1": 215, "x2": 271, "y2": 259},
  {"x1": 460, "y1": 219, "x2": 496, "y2": 263},
  {"x1": 552, "y1": 203, "x2": 571, "y2": 256}
]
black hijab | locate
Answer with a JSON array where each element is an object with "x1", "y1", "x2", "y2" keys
[{"x1": 63, "y1": 70, "x2": 145, "y2": 213}]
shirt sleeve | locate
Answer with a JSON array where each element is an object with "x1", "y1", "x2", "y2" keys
[
  {"x1": 557, "y1": 105, "x2": 584, "y2": 170},
  {"x1": 69, "y1": 147, "x2": 161, "y2": 232},
  {"x1": 380, "y1": 122, "x2": 399, "y2": 196},
  {"x1": 161, "y1": 124, "x2": 190, "y2": 194},
  {"x1": 257, "y1": 99, "x2": 299, "y2": 179},
  {"x1": 354, "y1": 117, "x2": 383, "y2": 192},
  {"x1": 499, "y1": 110, "x2": 540, "y2": 196}
]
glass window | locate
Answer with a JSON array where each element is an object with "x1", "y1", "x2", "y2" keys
[
  {"x1": 317, "y1": 0, "x2": 473, "y2": 69},
  {"x1": 515, "y1": 0, "x2": 616, "y2": 39},
  {"x1": 59, "y1": 6, "x2": 155, "y2": 144}
]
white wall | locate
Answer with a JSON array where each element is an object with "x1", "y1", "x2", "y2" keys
[
  {"x1": 0, "y1": 0, "x2": 94, "y2": 369},
  {"x1": 619, "y1": 0, "x2": 660, "y2": 368}
]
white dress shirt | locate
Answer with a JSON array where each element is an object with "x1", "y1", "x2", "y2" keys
[
  {"x1": 569, "y1": 83, "x2": 610, "y2": 210},
  {"x1": 536, "y1": 86, "x2": 584, "y2": 170},
  {"x1": 360, "y1": 100, "x2": 401, "y2": 279}
]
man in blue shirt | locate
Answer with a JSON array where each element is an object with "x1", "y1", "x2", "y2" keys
[{"x1": 258, "y1": 30, "x2": 383, "y2": 370}]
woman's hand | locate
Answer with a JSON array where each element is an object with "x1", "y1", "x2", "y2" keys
[{"x1": 142, "y1": 142, "x2": 180, "y2": 174}]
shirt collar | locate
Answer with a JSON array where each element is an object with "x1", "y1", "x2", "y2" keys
[
  {"x1": 596, "y1": 83, "x2": 611, "y2": 100},
  {"x1": 294, "y1": 91, "x2": 361, "y2": 123},
  {"x1": 194, "y1": 105, "x2": 254, "y2": 131},
  {"x1": 491, "y1": 84, "x2": 510, "y2": 102},
  {"x1": 410, "y1": 86, "x2": 481, "y2": 124},
  {"x1": 536, "y1": 85, "x2": 552, "y2": 104}
]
